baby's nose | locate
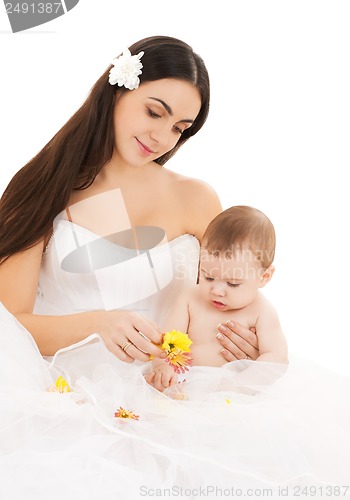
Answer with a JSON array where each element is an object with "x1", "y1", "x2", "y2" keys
[{"x1": 211, "y1": 284, "x2": 225, "y2": 297}]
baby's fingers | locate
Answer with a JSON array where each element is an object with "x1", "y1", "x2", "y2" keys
[
  {"x1": 169, "y1": 373, "x2": 179, "y2": 387},
  {"x1": 144, "y1": 371, "x2": 155, "y2": 386}
]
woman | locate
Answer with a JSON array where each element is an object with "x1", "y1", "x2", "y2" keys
[
  {"x1": 0, "y1": 35, "x2": 258, "y2": 362},
  {"x1": 2, "y1": 36, "x2": 348, "y2": 500}
]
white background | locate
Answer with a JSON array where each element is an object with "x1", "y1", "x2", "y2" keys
[{"x1": 1, "y1": 1, "x2": 349, "y2": 376}]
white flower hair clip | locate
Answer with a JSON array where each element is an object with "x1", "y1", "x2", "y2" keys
[{"x1": 109, "y1": 49, "x2": 144, "y2": 90}]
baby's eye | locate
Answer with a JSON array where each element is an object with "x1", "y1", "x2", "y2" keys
[
  {"x1": 204, "y1": 276, "x2": 214, "y2": 282},
  {"x1": 147, "y1": 108, "x2": 161, "y2": 118},
  {"x1": 227, "y1": 282, "x2": 240, "y2": 287}
]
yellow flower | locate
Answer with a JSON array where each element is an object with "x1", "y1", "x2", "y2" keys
[
  {"x1": 114, "y1": 406, "x2": 139, "y2": 420},
  {"x1": 161, "y1": 330, "x2": 192, "y2": 353},
  {"x1": 150, "y1": 330, "x2": 192, "y2": 373},
  {"x1": 159, "y1": 330, "x2": 192, "y2": 373},
  {"x1": 225, "y1": 399, "x2": 232, "y2": 404},
  {"x1": 48, "y1": 376, "x2": 71, "y2": 393}
]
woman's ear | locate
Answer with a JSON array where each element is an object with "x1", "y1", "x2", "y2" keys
[{"x1": 258, "y1": 264, "x2": 275, "y2": 288}]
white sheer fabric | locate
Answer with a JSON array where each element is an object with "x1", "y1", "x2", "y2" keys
[{"x1": 1, "y1": 219, "x2": 350, "y2": 500}]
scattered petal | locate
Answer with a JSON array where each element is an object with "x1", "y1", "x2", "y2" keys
[
  {"x1": 48, "y1": 376, "x2": 71, "y2": 393},
  {"x1": 114, "y1": 406, "x2": 140, "y2": 420}
]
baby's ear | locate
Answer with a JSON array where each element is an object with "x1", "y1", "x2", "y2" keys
[{"x1": 258, "y1": 265, "x2": 275, "y2": 288}]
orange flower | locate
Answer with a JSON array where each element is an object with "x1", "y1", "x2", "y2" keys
[
  {"x1": 165, "y1": 349, "x2": 192, "y2": 374},
  {"x1": 114, "y1": 406, "x2": 139, "y2": 420}
]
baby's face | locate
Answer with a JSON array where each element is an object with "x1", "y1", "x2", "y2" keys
[{"x1": 198, "y1": 248, "x2": 268, "y2": 311}]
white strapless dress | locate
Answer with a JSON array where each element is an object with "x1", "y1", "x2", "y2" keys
[{"x1": 0, "y1": 220, "x2": 349, "y2": 500}]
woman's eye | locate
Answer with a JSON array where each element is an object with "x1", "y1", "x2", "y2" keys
[
  {"x1": 147, "y1": 108, "x2": 161, "y2": 118},
  {"x1": 227, "y1": 282, "x2": 240, "y2": 288},
  {"x1": 173, "y1": 126, "x2": 184, "y2": 135}
]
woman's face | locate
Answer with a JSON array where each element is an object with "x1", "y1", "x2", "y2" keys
[{"x1": 113, "y1": 78, "x2": 201, "y2": 167}]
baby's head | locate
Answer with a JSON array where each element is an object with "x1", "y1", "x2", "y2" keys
[{"x1": 199, "y1": 206, "x2": 276, "y2": 311}]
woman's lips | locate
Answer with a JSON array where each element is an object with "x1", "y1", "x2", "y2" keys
[{"x1": 135, "y1": 138, "x2": 155, "y2": 155}]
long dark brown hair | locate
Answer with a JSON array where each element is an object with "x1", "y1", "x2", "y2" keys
[{"x1": 0, "y1": 35, "x2": 210, "y2": 262}]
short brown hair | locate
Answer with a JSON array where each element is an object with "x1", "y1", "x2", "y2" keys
[{"x1": 202, "y1": 206, "x2": 276, "y2": 269}]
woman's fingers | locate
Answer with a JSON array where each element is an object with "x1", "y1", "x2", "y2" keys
[
  {"x1": 103, "y1": 340, "x2": 137, "y2": 363},
  {"x1": 219, "y1": 349, "x2": 239, "y2": 363},
  {"x1": 108, "y1": 336, "x2": 163, "y2": 363},
  {"x1": 104, "y1": 312, "x2": 166, "y2": 361},
  {"x1": 132, "y1": 314, "x2": 163, "y2": 346},
  {"x1": 225, "y1": 321, "x2": 259, "y2": 349},
  {"x1": 216, "y1": 321, "x2": 259, "y2": 360},
  {"x1": 118, "y1": 341, "x2": 151, "y2": 362},
  {"x1": 128, "y1": 315, "x2": 166, "y2": 359}
]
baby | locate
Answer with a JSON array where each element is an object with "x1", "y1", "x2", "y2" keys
[{"x1": 146, "y1": 205, "x2": 288, "y2": 391}]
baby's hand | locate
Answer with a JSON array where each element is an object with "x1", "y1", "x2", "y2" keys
[{"x1": 145, "y1": 362, "x2": 178, "y2": 392}]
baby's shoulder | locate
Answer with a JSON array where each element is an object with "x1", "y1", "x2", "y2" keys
[
  {"x1": 181, "y1": 283, "x2": 200, "y2": 303},
  {"x1": 255, "y1": 291, "x2": 279, "y2": 317}
]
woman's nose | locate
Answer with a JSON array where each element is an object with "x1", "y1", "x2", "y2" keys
[{"x1": 150, "y1": 124, "x2": 172, "y2": 148}]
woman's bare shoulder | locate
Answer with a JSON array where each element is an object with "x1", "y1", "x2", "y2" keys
[
  {"x1": 164, "y1": 168, "x2": 218, "y2": 195},
  {"x1": 164, "y1": 170, "x2": 222, "y2": 240}
]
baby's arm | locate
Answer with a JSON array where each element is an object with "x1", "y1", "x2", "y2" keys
[
  {"x1": 255, "y1": 298, "x2": 288, "y2": 364},
  {"x1": 145, "y1": 288, "x2": 192, "y2": 392},
  {"x1": 226, "y1": 298, "x2": 288, "y2": 393},
  {"x1": 145, "y1": 361, "x2": 178, "y2": 392}
]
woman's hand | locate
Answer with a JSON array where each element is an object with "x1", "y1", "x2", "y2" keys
[
  {"x1": 94, "y1": 310, "x2": 167, "y2": 363},
  {"x1": 216, "y1": 321, "x2": 259, "y2": 361}
]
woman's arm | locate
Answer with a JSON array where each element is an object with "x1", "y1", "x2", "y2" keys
[{"x1": 0, "y1": 242, "x2": 165, "y2": 361}]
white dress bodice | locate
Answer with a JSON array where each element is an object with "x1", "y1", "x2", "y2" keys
[{"x1": 34, "y1": 218, "x2": 200, "y2": 329}]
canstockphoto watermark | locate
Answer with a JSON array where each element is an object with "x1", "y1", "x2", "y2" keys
[
  {"x1": 139, "y1": 484, "x2": 350, "y2": 497},
  {"x1": 140, "y1": 485, "x2": 275, "y2": 497},
  {"x1": 3, "y1": 0, "x2": 80, "y2": 33}
]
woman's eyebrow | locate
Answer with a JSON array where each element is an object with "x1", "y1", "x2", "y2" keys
[{"x1": 148, "y1": 97, "x2": 194, "y2": 123}]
